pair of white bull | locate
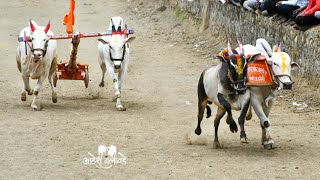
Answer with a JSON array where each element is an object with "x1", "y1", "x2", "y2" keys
[
  {"x1": 16, "y1": 17, "x2": 134, "y2": 111},
  {"x1": 196, "y1": 38, "x2": 299, "y2": 149}
]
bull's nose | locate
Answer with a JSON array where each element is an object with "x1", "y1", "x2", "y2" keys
[
  {"x1": 283, "y1": 82, "x2": 293, "y2": 90},
  {"x1": 114, "y1": 65, "x2": 121, "y2": 69},
  {"x1": 35, "y1": 53, "x2": 42, "y2": 58}
]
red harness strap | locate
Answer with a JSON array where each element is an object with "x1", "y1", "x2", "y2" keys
[
  {"x1": 112, "y1": 32, "x2": 122, "y2": 35},
  {"x1": 24, "y1": 35, "x2": 32, "y2": 51}
]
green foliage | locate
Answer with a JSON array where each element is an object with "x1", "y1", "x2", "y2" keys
[
  {"x1": 174, "y1": 6, "x2": 202, "y2": 31},
  {"x1": 175, "y1": 6, "x2": 187, "y2": 22}
]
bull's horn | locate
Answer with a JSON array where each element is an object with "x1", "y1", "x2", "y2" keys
[
  {"x1": 278, "y1": 42, "x2": 283, "y2": 52},
  {"x1": 237, "y1": 39, "x2": 244, "y2": 54},
  {"x1": 111, "y1": 18, "x2": 114, "y2": 26},
  {"x1": 261, "y1": 42, "x2": 272, "y2": 57},
  {"x1": 29, "y1": 19, "x2": 36, "y2": 32},
  {"x1": 44, "y1": 20, "x2": 50, "y2": 34},
  {"x1": 227, "y1": 40, "x2": 233, "y2": 57},
  {"x1": 117, "y1": 20, "x2": 122, "y2": 32},
  {"x1": 273, "y1": 43, "x2": 279, "y2": 52},
  {"x1": 111, "y1": 18, "x2": 116, "y2": 32}
]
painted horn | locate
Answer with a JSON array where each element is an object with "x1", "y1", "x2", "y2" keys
[
  {"x1": 237, "y1": 39, "x2": 244, "y2": 54},
  {"x1": 227, "y1": 41, "x2": 233, "y2": 57},
  {"x1": 29, "y1": 19, "x2": 36, "y2": 32},
  {"x1": 117, "y1": 20, "x2": 122, "y2": 32},
  {"x1": 111, "y1": 18, "x2": 116, "y2": 32},
  {"x1": 44, "y1": 20, "x2": 50, "y2": 33}
]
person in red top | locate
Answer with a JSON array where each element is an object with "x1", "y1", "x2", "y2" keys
[{"x1": 294, "y1": 0, "x2": 320, "y2": 28}]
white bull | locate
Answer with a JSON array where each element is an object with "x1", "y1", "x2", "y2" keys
[
  {"x1": 97, "y1": 17, "x2": 135, "y2": 111},
  {"x1": 236, "y1": 38, "x2": 299, "y2": 149},
  {"x1": 16, "y1": 20, "x2": 58, "y2": 110}
]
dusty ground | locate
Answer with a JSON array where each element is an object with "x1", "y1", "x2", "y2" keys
[{"x1": 0, "y1": 0, "x2": 320, "y2": 179}]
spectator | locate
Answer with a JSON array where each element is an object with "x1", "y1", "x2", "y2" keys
[
  {"x1": 263, "y1": 0, "x2": 281, "y2": 15},
  {"x1": 243, "y1": 0, "x2": 260, "y2": 12},
  {"x1": 276, "y1": 0, "x2": 309, "y2": 19},
  {"x1": 243, "y1": 0, "x2": 268, "y2": 15},
  {"x1": 294, "y1": 0, "x2": 320, "y2": 29}
]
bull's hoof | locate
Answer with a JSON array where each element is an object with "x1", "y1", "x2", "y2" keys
[
  {"x1": 52, "y1": 92, "x2": 58, "y2": 103},
  {"x1": 27, "y1": 90, "x2": 34, "y2": 95},
  {"x1": 31, "y1": 101, "x2": 41, "y2": 111},
  {"x1": 52, "y1": 97, "x2": 57, "y2": 103},
  {"x1": 116, "y1": 105, "x2": 126, "y2": 111},
  {"x1": 213, "y1": 141, "x2": 221, "y2": 149},
  {"x1": 240, "y1": 131, "x2": 249, "y2": 143},
  {"x1": 194, "y1": 128, "x2": 202, "y2": 135},
  {"x1": 21, "y1": 93, "x2": 27, "y2": 101},
  {"x1": 245, "y1": 114, "x2": 252, "y2": 120},
  {"x1": 263, "y1": 143, "x2": 273, "y2": 150},
  {"x1": 99, "y1": 82, "x2": 104, "y2": 87},
  {"x1": 229, "y1": 121, "x2": 238, "y2": 133},
  {"x1": 31, "y1": 105, "x2": 41, "y2": 111}
]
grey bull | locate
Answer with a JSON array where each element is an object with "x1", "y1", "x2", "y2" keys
[{"x1": 195, "y1": 41, "x2": 260, "y2": 148}]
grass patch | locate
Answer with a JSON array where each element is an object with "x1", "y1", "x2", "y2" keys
[
  {"x1": 175, "y1": 6, "x2": 187, "y2": 22},
  {"x1": 174, "y1": 6, "x2": 202, "y2": 31}
]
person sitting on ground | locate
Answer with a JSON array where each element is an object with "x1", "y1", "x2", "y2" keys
[
  {"x1": 294, "y1": 0, "x2": 320, "y2": 30},
  {"x1": 274, "y1": 0, "x2": 309, "y2": 24},
  {"x1": 263, "y1": 0, "x2": 281, "y2": 15},
  {"x1": 229, "y1": 0, "x2": 242, "y2": 6},
  {"x1": 243, "y1": 0, "x2": 268, "y2": 15}
]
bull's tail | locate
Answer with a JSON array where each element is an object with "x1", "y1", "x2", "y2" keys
[
  {"x1": 245, "y1": 103, "x2": 252, "y2": 120},
  {"x1": 16, "y1": 46, "x2": 21, "y2": 72},
  {"x1": 206, "y1": 101, "x2": 212, "y2": 118}
]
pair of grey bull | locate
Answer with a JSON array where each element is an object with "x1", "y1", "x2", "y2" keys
[{"x1": 195, "y1": 38, "x2": 299, "y2": 149}]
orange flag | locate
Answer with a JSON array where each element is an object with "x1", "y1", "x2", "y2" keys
[{"x1": 63, "y1": 0, "x2": 75, "y2": 34}]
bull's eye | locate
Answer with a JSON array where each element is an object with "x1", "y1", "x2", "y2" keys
[{"x1": 273, "y1": 62, "x2": 279, "y2": 66}]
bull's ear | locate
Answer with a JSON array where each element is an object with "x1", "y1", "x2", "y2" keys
[
  {"x1": 291, "y1": 62, "x2": 300, "y2": 71},
  {"x1": 98, "y1": 38, "x2": 109, "y2": 44},
  {"x1": 124, "y1": 36, "x2": 136, "y2": 43},
  {"x1": 217, "y1": 55, "x2": 227, "y2": 62},
  {"x1": 248, "y1": 53, "x2": 261, "y2": 62}
]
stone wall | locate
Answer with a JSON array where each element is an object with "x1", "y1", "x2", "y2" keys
[{"x1": 168, "y1": 0, "x2": 320, "y2": 87}]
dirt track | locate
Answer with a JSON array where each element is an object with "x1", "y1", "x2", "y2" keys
[{"x1": 1, "y1": 0, "x2": 320, "y2": 179}]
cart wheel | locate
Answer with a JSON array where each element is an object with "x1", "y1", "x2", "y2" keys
[
  {"x1": 53, "y1": 72, "x2": 58, "y2": 87},
  {"x1": 84, "y1": 71, "x2": 89, "y2": 88}
]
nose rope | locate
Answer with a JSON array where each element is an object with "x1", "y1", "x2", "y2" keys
[
  {"x1": 26, "y1": 41, "x2": 32, "y2": 51},
  {"x1": 31, "y1": 59, "x2": 42, "y2": 76}
]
